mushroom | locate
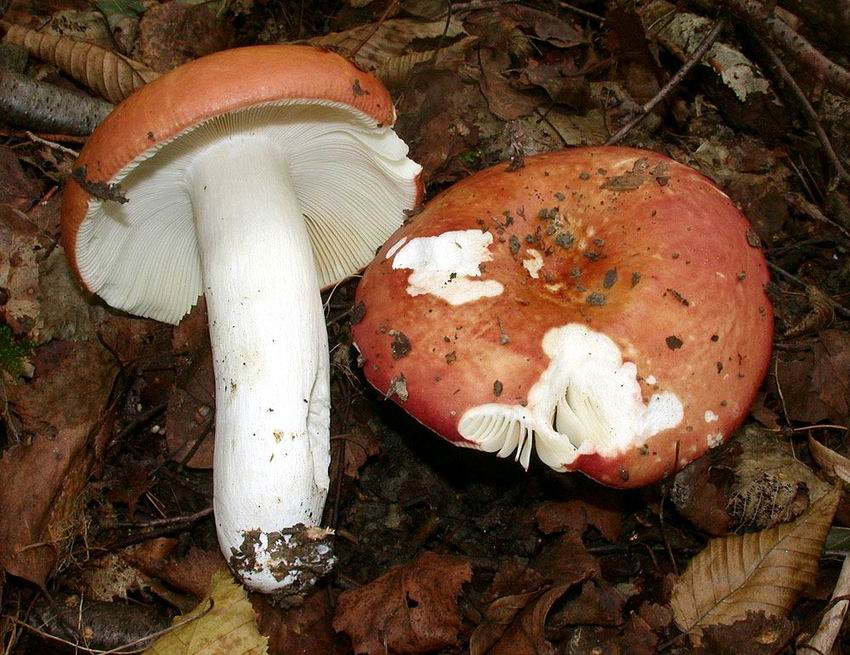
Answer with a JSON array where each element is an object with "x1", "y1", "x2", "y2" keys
[
  {"x1": 352, "y1": 147, "x2": 772, "y2": 488},
  {"x1": 61, "y1": 45, "x2": 422, "y2": 594}
]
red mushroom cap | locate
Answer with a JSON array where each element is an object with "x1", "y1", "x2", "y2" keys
[
  {"x1": 61, "y1": 44, "x2": 408, "y2": 287},
  {"x1": 352, "y1": 147, "x2": 773, "y2": 488}
]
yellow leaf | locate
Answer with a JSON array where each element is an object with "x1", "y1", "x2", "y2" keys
[
  {"x1": 671, "y1": 486, "x2": 841, "y2": 640},
  {"x1": 144, "y1": 569, "x2": 268, "y2": 655}
]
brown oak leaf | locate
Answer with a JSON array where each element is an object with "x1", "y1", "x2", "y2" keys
[{"x1": 332, "y1": 551, "x2": 471, "y2": 654}]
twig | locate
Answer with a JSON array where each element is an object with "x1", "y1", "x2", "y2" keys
[
  {"x1": 558, "y1": 2, "x2": 605, "y2": 22},
  {"x1": 752, "y1": 35, "x2": 850, "y2": 186},
  {"x1": 24, "y1": 131, "x2": 78, "y2": 157},
  {"x1": 0, "y1": 128, "x2": 88, "y2": 144},
  {"x1": 766, "y1": 261, "x2": 850, "y2": 318},
  {"x1": 3, "y1": 599, "x2": 213, "y2": 654},
  {"x1": 801, "y1": 569, "x2": 850, "y2": 654},
  {"x1": 113, "y1": 402, "x2": 167, "y2": 442},
  {"x1": 766, "y1": 424, "x2": 849, "y2": 433},
  {"x1": 606, "y1": 18, "x2": 726, "y2": 145},
  {"x1": 114, "y1": 506, "x2": 212, "y2": 529},
  {"x1": 348, "y1": 0, "x2": 399, "y2": 60},
  {"x1": 725, "y1": 0, "x2": 850, "y2": 97}
]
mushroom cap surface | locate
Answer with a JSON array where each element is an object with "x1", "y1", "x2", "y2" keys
[
  {"x1": 62, "y1": 44, "x2": 422, "y2": 323},
  {"x1": 352, "y1": 147, "x2": 773, "y2": 488}
]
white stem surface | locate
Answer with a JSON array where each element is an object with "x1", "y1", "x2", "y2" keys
[{"x1": 189, "y1": 135, "x2": 332, "y2": 594}]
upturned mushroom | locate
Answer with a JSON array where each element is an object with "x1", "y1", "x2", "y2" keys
[
  {"x1": 352, "y1": 147, "x2": 772, "y2": 488},
  {"x1": 61, "y1": 45, "x2": 422, "y2": 594}
]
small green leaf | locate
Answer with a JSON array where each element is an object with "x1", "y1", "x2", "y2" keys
[
  {"x1": 0, "y1": 324, "x2": 31, "y2": 379},
  {"x1": 826, "y1": 527, "x2": 850, "y2": 553}
]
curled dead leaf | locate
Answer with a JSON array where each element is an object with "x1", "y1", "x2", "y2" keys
[
  {"x1": 471, "y1": 583, "x2": 572, "y2": 655},
  {"x1": 0, "y1": 340, "x2": 117, "y2": 585},
  {"x1": 671, "y1": 486, "x2": 841, "y2": 643},
  {"x1": 808, "y1": 434, "x2": 850, "y2": 484},
  {"x1": 332, "y1": 551, "x2": 471, "y2": 655},
  {"x1": 312, "y1": 17, "x2": 467, "y2": 77},
  {"x1": 144, "y1": 569, "x2": 268, "y2": 655},
  {"x1": 2, "y1": 21, "x2": 158, "y2": 103}
]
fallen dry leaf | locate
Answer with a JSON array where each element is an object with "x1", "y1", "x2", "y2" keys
[
  {"x1": 125, "y1": 540, "x2": 223, "y2": 601},
  {"x1": 0, "y1": 204, "x2": 45, "y2": 335},
  {"x1": 144, "y1": 569, "x2": 268, "y2": 655},
  {"x1": 312, "y1": 17, "x2": 469, "y2": 89},
  {"x1": 470, "y1": 583, "x2": 573, "y2": 655},
  {"x1": 619, "y1": 614, "x2": 657, "y2": 655},
  {"x1": 499, "y1": 4, "x2": 585, "y2": 48},
  {"x1": 808, "y1": 434, "x2": 850, "y2": 484},
  {"x1": 126, "y1": 540, "x2": 346, "y2": 653},
  {"x1": 698, "y1": 611, "x2": 794, "y2": 654},
  {"x1": 2, "y1": 21, "x2": 158, "y2": 103},
  {"x1": 478, "y1": 47, "x2": 541, "y2": 121},
  {"x1": 136, "y1": 2, "x2": 232, "y2": 72},
  {"x1": 335, "y1": 431, "x2": 380, "y2": 480},
  {"x1": 481, "y1": 559, "x2": 547, "y2": 607},
  {"x1": 548, "y1": 580, "x2": 626, "y2": 629},
  {"x1": 534, "y1": 493, "x2": 622, "y2": 541},
  {"x1": 472, "y1": 545, "x2": 597, "y2": 655},
  {"x1": 0, "y1": 340, "x2": 117, "y2": 584},
  {"x1": 82, "y1": 552, "x2": 149, "y2": 601},
  {"x1": 603, "y1": 8, "x2": 662, "y2": 105},
  {"x1": 531, "y1": 534, "x2": 600, "y2": 584},
  {"x1": 166, "y1": 301, "x2": 215, "y2": 468},
  {"x1": 671, "y1": 425, "x2": 830, "y2": 536},
  {"x1": 333, "y1": 551, "x2": 471, "y2": 655},
  {"x1": 671, "y1": 486, "x2": 841, "y2": 642},
  {"x1": 255, "y1": 587, "x2": 347, "y2": 655},
  {"x1": 774, "y1": 330, "x2": 850, "y2": 424},
  {"x1": 0, "y1": 146, "x2": 41, "y2": 211}
]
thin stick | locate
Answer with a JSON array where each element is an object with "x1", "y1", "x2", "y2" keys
[
  {"x1": 753, "y1": 35, "x2": 850, "y2": 186},
  {"x1": 726, "y1": 0, "x2": 850, "y2": 97},
  {"x1": 800, "y1": 555, "x2": 850, "y2": 654},
  {"x1": 558, "y1": 1, "x2": 605, "y2": 22},
  {"x1": 0, "y1": 128, "x2": 87, "y2": 144},
  {"x1": 348, "y1": 0, "x2": 399, "y2": 60},
  {"x1": 606, "y1": 18, "x2": 725, "y2": 145},
  {"x1": 3, "y1": 599, "x2": 213, "y2": 655},
  {"x1": 114, "y1": 506, "x2": 212, "y2": 529},
  {"x1": 24, "y1": 131, "x2": 78, "y2": 156},
  {"x1": 766, "y1": 261, "x2": 850, "y2": 318}
]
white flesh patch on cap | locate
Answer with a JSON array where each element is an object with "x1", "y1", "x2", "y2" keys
[
  {"x1": 391, "y1": 229, "x2": 504, "y2": 305},
  {"x1": 457, "y1": 323, "x2": 684, "y2": 470},
  {"x1": 704, "y1": 410, "x2": 719, "y2": 423},
  {"x1": 523, "y1": 248, "x2": 544, "y2": 279},
  {"x1": 707, "y1": 432, "x2": 724, "y2": 448},
  {"x1": 74, "y1": 100, "x2": 421, "y2": 324}
]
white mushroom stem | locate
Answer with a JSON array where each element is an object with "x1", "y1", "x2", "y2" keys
[{"x1": 189, "y1": 135, "x2": 332, "y2": 594}]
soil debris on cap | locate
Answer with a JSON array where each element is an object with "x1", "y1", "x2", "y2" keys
[
  {"x1": 71, "y1": 166, "x2": 129, "y2": 204},
  {"x1": 388, "y1": 330, "x2": 411, "y2": 359},
  {"x1": 387, "y1": 374, "x2": 408, "y2": 402},
  {"x1": 666, "y1": 335, "x2": 684, "y2": 350}
]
